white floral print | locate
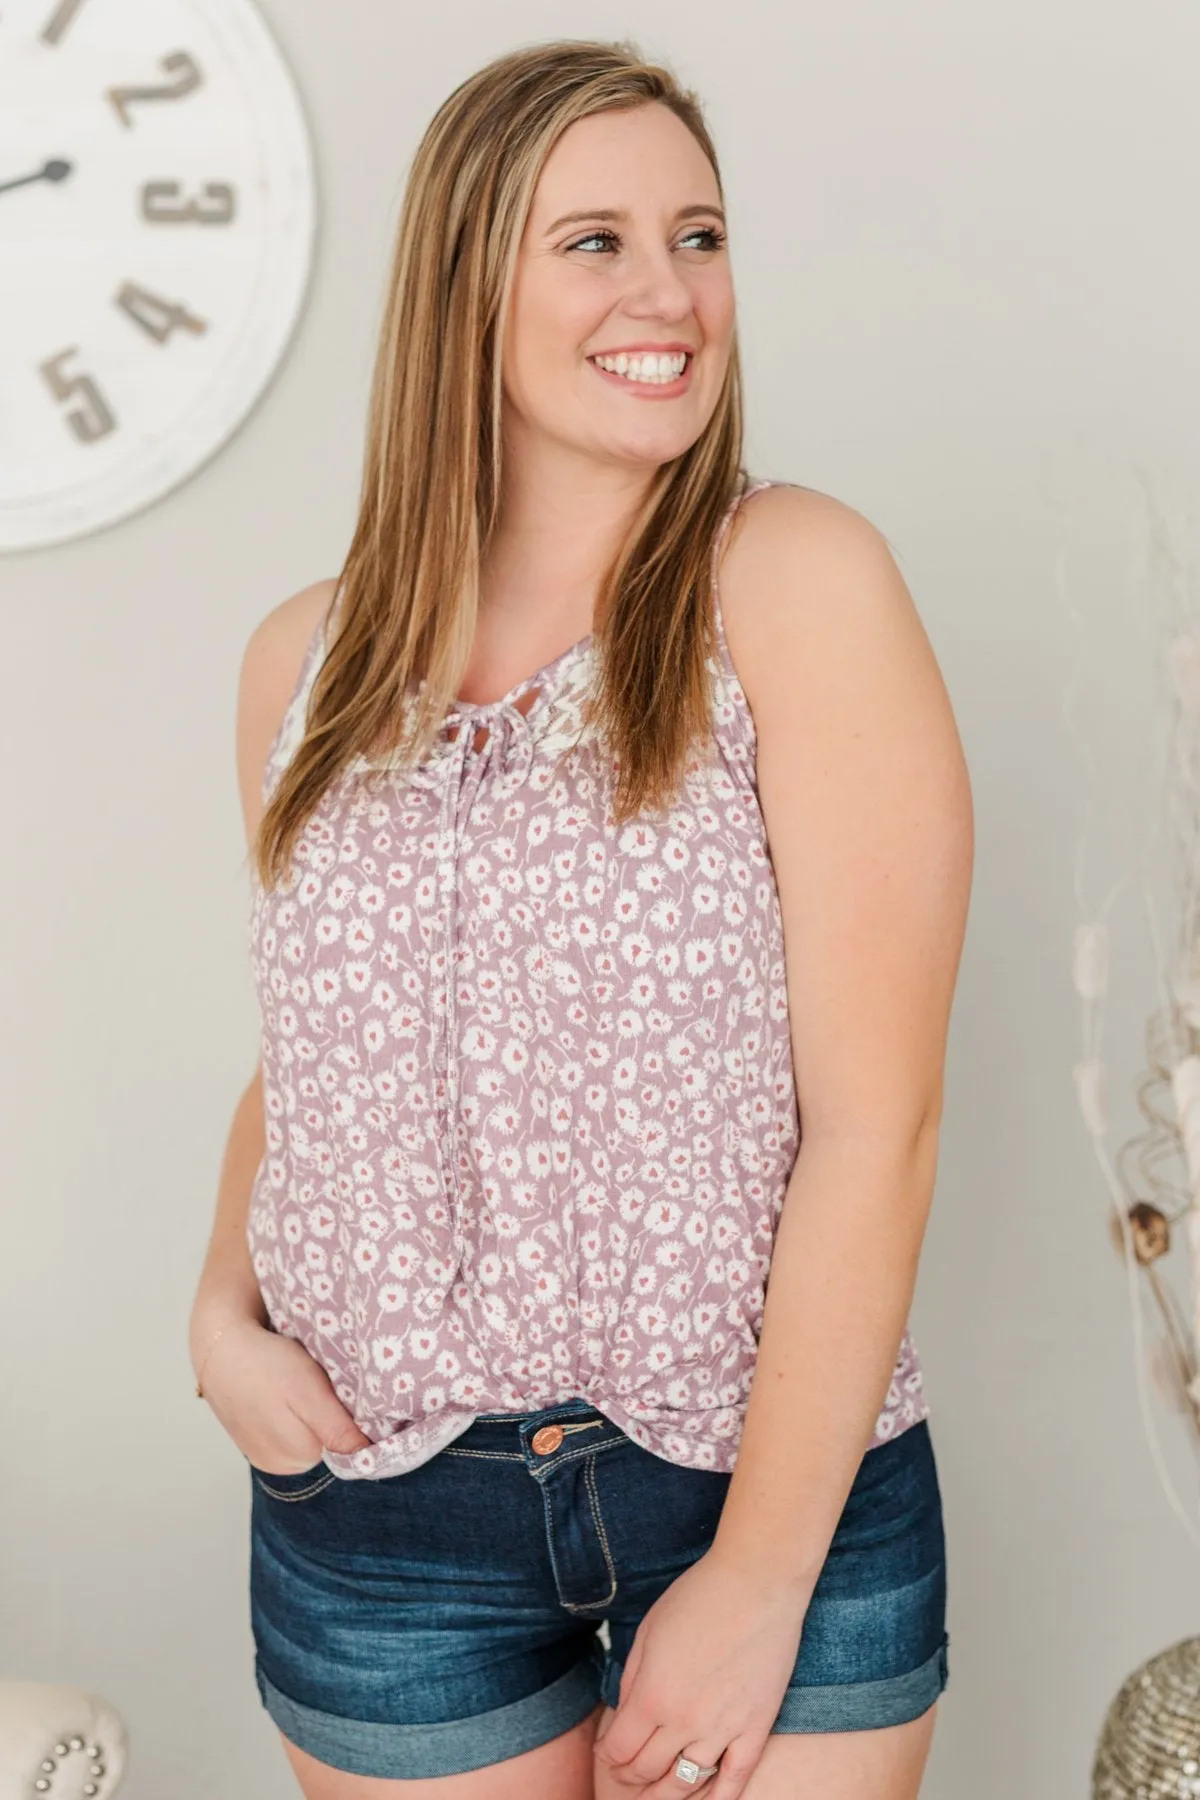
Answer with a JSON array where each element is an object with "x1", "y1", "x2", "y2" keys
[{"x1": 246, "y1": 482, "x2": 930, "y2": 1480}]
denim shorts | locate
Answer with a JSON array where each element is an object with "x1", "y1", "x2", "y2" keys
[{"x1": 248, "y1": 1397, "x2": 948, "y2": 1781}]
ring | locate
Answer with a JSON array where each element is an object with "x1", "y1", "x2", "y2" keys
[{"x1": 674, "y1": 1754, "x2": 721, "y2": 1784}]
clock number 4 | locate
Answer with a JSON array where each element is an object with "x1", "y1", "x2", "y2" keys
[
  {"x1": 108, "y1": 51, "x2": 203, "y2": 129},
  {"x1": 40, "y1": 290, "x2": 207, "y2": 446},
  {"x1": 115, "y1": 282, "x2": 208, "y2": 345}
]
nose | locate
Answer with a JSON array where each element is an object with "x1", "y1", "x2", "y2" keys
[{"x1": 619, "y1": 242, "x2": 694, "y2": 325}]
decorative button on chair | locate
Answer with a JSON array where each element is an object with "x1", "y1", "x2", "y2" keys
[{"x1": 0, "y1": 1681, "x2": 127, "y2": 1798}]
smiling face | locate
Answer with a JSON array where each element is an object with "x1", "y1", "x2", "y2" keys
[{"x1": 500, "y1": 102, "x2": 736, "y2": 477}]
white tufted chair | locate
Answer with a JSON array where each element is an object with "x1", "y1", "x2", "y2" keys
[{"x1": 0, "y1": 1682, "x2": 126, "y2": 1798}]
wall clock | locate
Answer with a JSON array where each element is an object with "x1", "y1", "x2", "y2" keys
[{"x1": 0, "y1": 0, "x2": 317, "y2": 551}]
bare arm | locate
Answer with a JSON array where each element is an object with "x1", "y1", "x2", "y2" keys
[
  {"x1": 187, "y1": 577, "x2": 335, "y2": 1369},
  {"x1": 188, "y1": 579, "x2": 371, "y2": 1470},
  {"x1": 709, "y1": 485, "x2": 973, "y2": 1587},
  {"x1": 187, "y1": 1065, "x2": 270, "y2": 1367},
  {"x1": 590, "y1": 487, "x2": 973, "y2": 1793}
]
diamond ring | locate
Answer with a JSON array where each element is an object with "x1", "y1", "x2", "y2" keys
[{"x1": 674, "y1": 1754, "x2": 721, "y2": 1784}]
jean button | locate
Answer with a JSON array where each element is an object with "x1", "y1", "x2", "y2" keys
[{"x1": 531, "y1": 1424, "x2": 564, "y2": 1455}]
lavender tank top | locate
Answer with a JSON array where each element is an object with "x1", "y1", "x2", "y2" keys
[{"x1": 246, "y1": 480, "x2": 930, "y2": 1480}]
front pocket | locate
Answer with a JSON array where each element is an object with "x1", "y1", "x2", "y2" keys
[{"x1": 249, "y1": 1457, "x2": 338, "y2": 1503}]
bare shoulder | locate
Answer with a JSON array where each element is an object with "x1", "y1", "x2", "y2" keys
[
  {"x1": 718, "y1": 482, "x2": 915, "y2": 662},
  {"x1": 714, "y1": 475, "x2": 973, "y2": 910},
  {"x1": 715, "y1": 480, "x2": 958, "y2": 744},
  {"x1": 237, "y1": 577, "x2": 338, "y2": 846}
]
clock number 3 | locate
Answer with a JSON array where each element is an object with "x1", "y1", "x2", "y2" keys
[
  {"x1": 141, "y1": 182, "x2": 236, "y2": 227},
  {"x1": 107, "y1": 51, "x2": 203, "y2": 129}
]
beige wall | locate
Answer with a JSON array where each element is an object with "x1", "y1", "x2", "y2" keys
[{"x1": 4, "y1": 2, "x2": 1197, "y2": 1794}]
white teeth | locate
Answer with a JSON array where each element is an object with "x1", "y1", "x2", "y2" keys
[{"x1": 592, "y1": 350, "x2": 689, "y2": 384}]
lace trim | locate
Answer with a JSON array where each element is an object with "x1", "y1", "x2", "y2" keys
[{"x1": 263, "y1": 481, "x2": 782, "y2": 798}]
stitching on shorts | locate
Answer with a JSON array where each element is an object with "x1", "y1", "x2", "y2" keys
[
  {"x1": 542, "y1": 1475, "x2": 569, "y2": 1606},
  {"x1": 543, "y1": 1452, "x2": 619, "y2": 1614},
  {"x1": 531, "y1": 1437, "x2": 623, "y2": 1477},
  {"x1": 440, "y1": 1447, "x2": 526, "y2": 1462},
  {"x1": 582, "y1": 1452, "x2": 618, "y2": 1605},
  {"x1": 542, "y1": 1474, "x2": 607, "y2": 1615},
  {"x1": 252, "y1": 1469, "x2": 338, "y2": 1502}
]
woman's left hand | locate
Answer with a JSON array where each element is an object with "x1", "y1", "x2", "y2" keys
[{"x1": 591, "y1": 1546, "x2": 814, "y2": 1797}]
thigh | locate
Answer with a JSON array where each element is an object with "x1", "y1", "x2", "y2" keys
[
  {"x1": 741, "y1": 1703, "x2": 939, "y2": 1799},
  {"x1": 277, "y1": 1702, "x2": 608, "y2": 1800},
  {"x1": 592, "y1": 1702, "x2": 937, "y2": 1800}
]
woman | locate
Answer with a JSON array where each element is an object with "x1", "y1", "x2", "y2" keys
[{"x1": 189, "y1": 37, "x2": 972, "y2": 1800}]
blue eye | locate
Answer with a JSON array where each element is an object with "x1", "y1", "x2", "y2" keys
[
  {"x1": 567, "y1": 229, "x2": 619, "y2": 254},
  {"x1": 563, "y1": 224, "x2": 727, "y2": 256},
  {"x1": 678, "y1": 227, "x2": 727, "y2": 252}
]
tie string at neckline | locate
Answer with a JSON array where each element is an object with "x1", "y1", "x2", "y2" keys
[{"x1": 431, "y1": 695, "x2": 538, "y2": 1273}]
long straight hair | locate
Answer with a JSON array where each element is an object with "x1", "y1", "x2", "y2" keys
[{"x1": 255, "y1": 39, "x2": 746, "y2": 890}]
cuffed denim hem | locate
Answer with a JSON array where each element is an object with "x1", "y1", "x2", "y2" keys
[
  {"x1": 599, "y1": 1632, "x2": 949, "y2": 1732},
  {"x1": 772, "y1": 1632, "x2": 949, "y2": 1732},
  {"x1": 254, "y1": 1640, "x2": 605, "y2": 1779}
]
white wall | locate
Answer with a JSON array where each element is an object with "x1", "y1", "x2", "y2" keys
[{"x1": 5, "y1": 1, "x2": 1199, "y2": 1794}]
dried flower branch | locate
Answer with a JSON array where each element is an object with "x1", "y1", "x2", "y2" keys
[{"x1": 1069, "y1": 471, "x2": 1200, "y2": 1548}]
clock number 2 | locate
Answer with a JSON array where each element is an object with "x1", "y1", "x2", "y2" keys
[
  {"x1": 107, "y1": 51, "x2": 203, "y2": 129},
  {"x1": 38, "y1": 350, "x2": 116, "y2": 445}
]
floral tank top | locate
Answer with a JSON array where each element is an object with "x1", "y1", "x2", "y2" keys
[{"x1": 246, "y1": 480, "x2": 930, "y2": 1480}]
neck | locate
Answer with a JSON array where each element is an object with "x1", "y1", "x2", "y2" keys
[{"x1": 481, "y1": 432, "x2": 663, "y2": 630}]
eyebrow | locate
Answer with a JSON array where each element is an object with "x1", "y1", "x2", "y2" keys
[{"x1": 543, "y1": 203, "x2": 726, "y2": 235}]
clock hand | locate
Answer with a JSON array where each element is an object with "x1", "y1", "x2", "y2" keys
[{"x1": 0, "y1": 159, "x2": 73, "y2": 198}]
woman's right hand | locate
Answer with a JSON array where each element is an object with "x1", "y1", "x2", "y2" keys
[{"x1": 196, "y1": 1316, "x2": 375, "y2": 1474}]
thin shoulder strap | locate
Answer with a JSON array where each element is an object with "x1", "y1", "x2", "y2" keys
[
  {"x1": 260, "y1": 583, "x2": 341, "y2": 805},
  {"x1": 709, "y1": 476, "x2": 778, "y2": 682},
  {"x1": 290, "y1": 587, "x2": 340, "y2": 726}
]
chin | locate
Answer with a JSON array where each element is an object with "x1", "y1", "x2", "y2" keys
[{"x1": 601, "y1": 428, "x2": 707, "y2": 471}]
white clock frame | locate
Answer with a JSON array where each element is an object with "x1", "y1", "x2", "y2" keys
[{"x1": 0, "y1": 0, "x2": 317, "y2": 552}]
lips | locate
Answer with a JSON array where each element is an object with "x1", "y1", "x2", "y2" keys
[{"x1": 587, "y1": 347, "x2": 695, "y2": 396}]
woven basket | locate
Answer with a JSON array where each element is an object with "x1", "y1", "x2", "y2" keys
[{"x1": 1093, "y1": 1637, "x2": 1200, "y2": 1798}]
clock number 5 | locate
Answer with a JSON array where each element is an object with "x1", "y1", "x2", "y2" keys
[
  {"x1": 38, "y1": 351, "x2": 116, "y2": 445},
  {"x1": 38, "y1": 285, "x2": 206, "y2": 447},
  {"x1": 108, "y1": 51, "x2": 203, "y2": 129}
]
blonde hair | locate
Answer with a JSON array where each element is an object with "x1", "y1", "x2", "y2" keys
[{"x1": 255, "y1": 37, "x2": 746, "y2": 889}]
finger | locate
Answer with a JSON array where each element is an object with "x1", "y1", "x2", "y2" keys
[
  {"x1": 659, "y1": 1737, "x2": 729, "y2": 1793},
  {"x1": 628, "y1": 1722, "x2": 695, "y2": 1787},
  {"x1": 592, "y1": 1700, "x2": 657, "y2": 1773},
  {"x1": 595, "y1": 1632, "x2": 646, "y2": 1747},
  {"x1": 619, "y1": 1627, "x2": 646, "y2": 1699},
  {"x1": 288, "y1": 1388, "x2": 372, "y2": 1455},
  {"x1": 690, "y1": 1731, "x2": 768, "y2": 1800}
]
